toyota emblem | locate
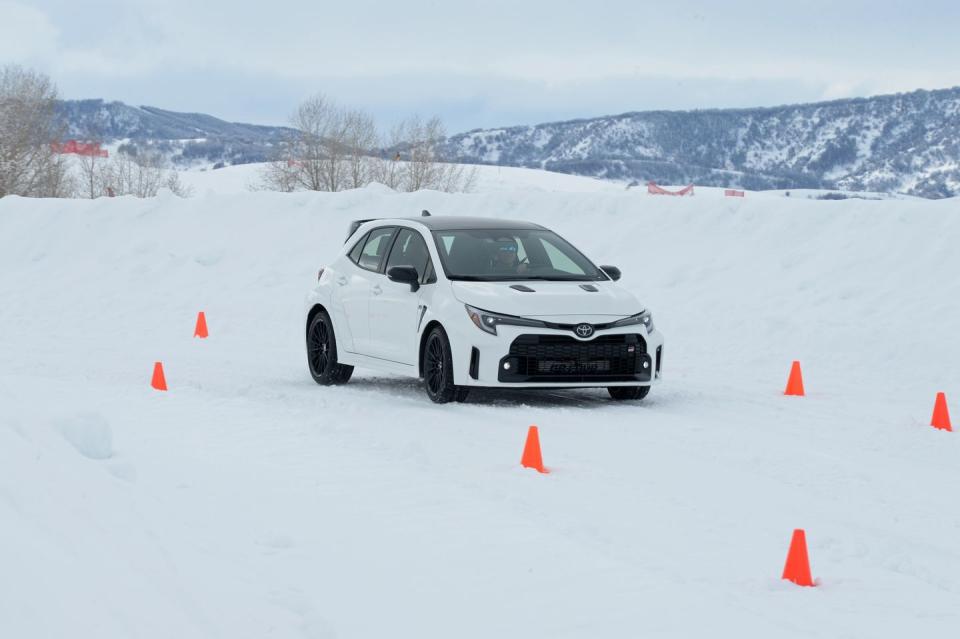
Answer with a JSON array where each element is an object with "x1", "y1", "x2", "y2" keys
[{"x1": 574, "y1": 323, "x2": 594, "y2": 338}]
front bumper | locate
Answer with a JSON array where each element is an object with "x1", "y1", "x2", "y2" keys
[
  {"x1": 498, "y1": 333, "x2": 652, "y2": 383},
  {"x1": 447, "y1": 321, "x2": 665, "y2": 388}
]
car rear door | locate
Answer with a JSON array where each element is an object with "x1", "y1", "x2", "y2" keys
[{"x1": 334, "y1": 226, "x2": 396, "y2": 355}]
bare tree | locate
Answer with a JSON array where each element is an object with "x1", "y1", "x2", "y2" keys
[
  {"x1": 368, "y1": 122, "x2": 407, "y2": 190},
  {"x1": 291, "y1": 94, "x2": 338, "y2": 191},
  {"x1": 98, "y1": 149, "x2": 192, "y2": 198},
  {"x1": 259, "y1": 94, "x2": 355, "y2": 192},
  {"x1": 163, "y1": 170, "x2": 194, "y2": 198},
  {"x1": 253, "y1": 159, "x2": 298, "y2": 192},
  {"x1": 393, "y1": 115, "x2": 477, "y2": 193},
  {"x1": 99, "y1": 150, "x2": 156, "y2": 197},
  {"x1": 258, "y1": 95, "x2": 393, "y2": 193},
  {"x1": 438, "y1": 159, "x2": 478, "y2": 193},
  {"x1": 78, "y1": 152, "x2": 98, "y2": 198},
  {"x1": 401, "y1": 115, "x2": 439, "y2": 192},
  {"x1": 0, "y1": 65, "x2": 72, "y2": 198},
  {"x1": 343, "y1": 108, "x2": 378, "y2": 189},
  {"x1": 44, "y1": 152, "x2": 78, "y2": 199},
  {"x1": 256, "y1": 96, "x2": 476, "y2": 194},
  {"x1": 75, "y1": 122, "x2": 108, "y2": 199}
]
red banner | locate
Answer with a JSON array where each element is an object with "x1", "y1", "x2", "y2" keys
[
  {"x1": 724, "y1": 189, "x2": 745, "y2": 197},
  {"x1": 647, "y1": 181, "x2": 694, "y2": 196},
  {"x1": 51, "y1": 140, "x2": 109, "y2": 158}
]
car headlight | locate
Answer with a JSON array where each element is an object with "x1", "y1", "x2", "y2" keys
[
  {"x1": 465, "y1": 305, "x2": 546, "y2": 336},
  {"x1": 611, "y1": 310, "x2": 654, "y2": 334}
]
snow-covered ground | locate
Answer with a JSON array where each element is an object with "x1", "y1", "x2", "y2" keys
[
  {"x1": 2, "y1": 172, "x2": 959, "y2": 638},
  {"x1": 178, "y1": 161, "x2": 623, "y2": 195},
  {"x1": 177, "y1": 161, "x2": 914, "y2": 201}
]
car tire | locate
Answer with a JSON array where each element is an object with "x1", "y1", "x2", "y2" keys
[
  {"x1": 423, "y1": 326, "x2": 468, "y2": 403},
  {"x1": 306, "y1": 310, "x2": 354, "y2": 385},
  {"x1": 607, "y1": 385, "x2": 650, "y2": 401}
]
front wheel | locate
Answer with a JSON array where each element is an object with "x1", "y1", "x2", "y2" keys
[
  {"x1": 422, "y1": 327, "x2": 469, "y2": 403},
  {"x1": 306, "y1": 310, "x2": 354, "y2": 385},
  {"x1": 608, "y1": 385, "x2": 650, "y2": 401}
]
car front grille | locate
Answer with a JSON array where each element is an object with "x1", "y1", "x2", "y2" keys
[{"x1": 499, "y1": 334, "x2": 650, "y2": 383}]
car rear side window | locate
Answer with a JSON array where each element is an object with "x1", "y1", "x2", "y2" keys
[
  {"x1": 357, "y1": 227, "x2": 396, "y2": 272},
  {"x1": 348, "y1": 233, "x2": 367, "y2": 264}
]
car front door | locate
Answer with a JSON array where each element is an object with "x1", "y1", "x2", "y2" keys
[
  {"x1": 368, "y1": 227, "x2": 434, "y2": 364},
  {"x1": 335, "y1": 226, "x2": 396, "y2": 355}
]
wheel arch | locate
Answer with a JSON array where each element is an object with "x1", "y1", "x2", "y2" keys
[
  {"x1": 306, "y1": 303, "x2": 328, "y2": 338},
  {"x1": 418, "y1": 320, "x2": 445, "y2": 378}
]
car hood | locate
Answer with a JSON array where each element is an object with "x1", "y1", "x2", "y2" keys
[{"x1": 450, "y1": 280, "x2": 643, "y2": 318}]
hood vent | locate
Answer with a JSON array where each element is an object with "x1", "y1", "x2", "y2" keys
[
  {"x1": 510, "y1": 284, "x2": 536, "y2": 292},
  {"x1": 579, "y1": 284, "x2": 599, "y2": 292}
]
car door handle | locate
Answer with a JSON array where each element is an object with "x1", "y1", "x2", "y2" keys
[
  {"x1": 372, "y1": 284, "x2": 382, "y2": 295},
  {"x1": 337, "y1": 276, "x2": 348, "y2": 286}
]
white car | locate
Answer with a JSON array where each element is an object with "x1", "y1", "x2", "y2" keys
[{"x1": 304, "y1": 213, "x2": 664, "y2": 403}]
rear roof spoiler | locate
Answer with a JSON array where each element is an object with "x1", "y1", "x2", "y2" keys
[
  {"x1": 346, "y1": 219, "x2": 377, "y2": 243},
  {"x1": 346, "y1": 211, "x2": 432, "y2": 242}
]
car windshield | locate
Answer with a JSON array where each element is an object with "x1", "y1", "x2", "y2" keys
[{"x1": 432, "y1": 228, "x2": 607, "y2": 282}]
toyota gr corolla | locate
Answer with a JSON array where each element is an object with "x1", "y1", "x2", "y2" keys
[{"x1": 304, "y1": 214, "x2": 664, "y2": 403}]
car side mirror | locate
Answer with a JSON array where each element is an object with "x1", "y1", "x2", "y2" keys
[
  {"x1": 600, "y1": 265, "x2": 621, "y2": 281},
  {"x1": 387, "y1": 265, "x2": 420, "y2": 292}
]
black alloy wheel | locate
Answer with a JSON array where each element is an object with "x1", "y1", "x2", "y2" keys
[
  {"x1": 423, "y1": 326, "x2": 468, "y2": 403},
  {"x1": 307, "y1": 310, "x2": 354, "y2": 385}
]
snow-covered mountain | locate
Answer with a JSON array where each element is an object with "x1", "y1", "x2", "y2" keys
[
  {"x1": 445, "y1": 87, "x2": 960, "y2": 198},
  {"x1": 58, "y1": 87, "x2": 960, "y2": 197},
  {"x1": 57, "y1": 99, "x2": 292, "y2": 167}
]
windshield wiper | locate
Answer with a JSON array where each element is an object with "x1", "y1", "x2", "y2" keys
[
  {"x1": 449, "y1": 275, "x2": 601, "y2": 282},
  {"x1": 509, "y1": 275, "x2": 598, "y2": 282}
]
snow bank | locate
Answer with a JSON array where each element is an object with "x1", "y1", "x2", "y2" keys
[
  {"x1": 176, "y1": 161, "x2": 623, "y2": 195},
  {"x1": 1, "y1": 181, "x2": 959, "y2": 638}
]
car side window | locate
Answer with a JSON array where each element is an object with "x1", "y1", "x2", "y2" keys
[
  {"x1": 357, "y1": 227, "x2": 396, "y2": 272},
  {"x1": 385, "y1": 228, "x2": 431, "y2": 281},
  {"x1": 348, "y1": 232, "x2": 367, "y2": 265}
]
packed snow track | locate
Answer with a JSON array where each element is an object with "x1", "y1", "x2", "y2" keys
[{"x1": 2, "y1": 183, "x2": 959, "y2": 638}]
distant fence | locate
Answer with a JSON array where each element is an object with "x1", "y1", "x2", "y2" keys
[
  {"x1": 647, "y1": 181, "x2": 694, "y2": 196},
  {"x1": 725, "y1": 189, "x2": 745, "y2": 197},
  {"x1": 51, "y1": 140, "x2": 109, "y2": 158}
]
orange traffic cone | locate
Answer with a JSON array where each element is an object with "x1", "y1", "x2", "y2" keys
[
  {"x1": 931, "y1": 392, "x2": 952, "y2": 431},
  {"x1": 782, "y1": 529, "x2": 814, "y2": 587},
  {"x1": 784, "y1": 361, "x2": 805, "y2": 396},
  {"x1": 151, "y1": 361, "x2": 168, "y2": 391},
  {"x1": 194, "y1": 311, "x2": 209, "y2": 338},
  {"x1": 521, "y1": 425, "x2": 548, "y2": 473}
]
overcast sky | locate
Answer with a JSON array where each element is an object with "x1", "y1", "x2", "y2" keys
[{"x1": 3, "y1": 0, "x2": 959, "y2": 132}]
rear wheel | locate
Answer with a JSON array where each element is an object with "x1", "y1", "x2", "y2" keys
[
  {"x1": 608, "y1": 385, "x2": 650, "y2": 401},
  {"x1": 423, "y1": 327, "x2": 469, "y2": 403},
  {"x1": 306, "y1": 310, "x2": 353, "y2": 385}
]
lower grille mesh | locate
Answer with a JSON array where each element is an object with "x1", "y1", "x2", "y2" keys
[{"x1": 503, "y1": 334, "x2": 648, "y2": 382}]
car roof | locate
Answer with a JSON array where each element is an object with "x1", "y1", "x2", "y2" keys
[
  {"x1": 346, "y1": 215, "x2": 547, "y2": 244},
  {"x1": 399, "y1": 216, "x2": 546, "y2": 231}
]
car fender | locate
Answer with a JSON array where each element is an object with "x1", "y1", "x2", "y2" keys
[
  {"x1": 304, "y1": 267, "x2": 352, "y2": 350},
  {"x1": 415, "y1": 279, "x2": 476, "y2": 384}
]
